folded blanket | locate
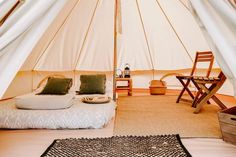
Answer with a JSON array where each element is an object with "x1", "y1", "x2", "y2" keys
[{"x1": 15, "y1": 93, "x2": 75, "y2": 110}]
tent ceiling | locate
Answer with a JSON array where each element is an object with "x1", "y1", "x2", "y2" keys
[
  {"x1": 0, "y1": 0, "x2": 214, "y2": 98},
  {"x1": 22, "y1": 0, "x2": 209, "y2": 72}
]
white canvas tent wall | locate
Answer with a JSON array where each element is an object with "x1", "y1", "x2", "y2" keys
[
  {"x1": 0, "y1": 0, "x2": 234, "y2": 99},
  {"x1": 190, "y1": 0, "x2": 236, "y2": 97}
]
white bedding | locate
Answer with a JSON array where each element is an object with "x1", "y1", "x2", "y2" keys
[
  {"x1": 15, "y1": 93, "x2": 75, "y2": 110},
  {"x1": 0, "y1": 93, "x2": 116, "y2": 129}
]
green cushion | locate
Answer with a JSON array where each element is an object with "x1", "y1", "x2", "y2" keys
[
  {"x1": 38, "y1": 77, "x2": 73, "y2": 95},
  {"x1": 79, "y1": 74, "x2": 106, "y2": 94}
]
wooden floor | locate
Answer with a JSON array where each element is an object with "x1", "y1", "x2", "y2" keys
[
  {"x1": 0, "y1": 119, "x2": 114, "y2": 157},
  {"x1": 0, "y1": 89, "x2": 236, "y2": 157}
]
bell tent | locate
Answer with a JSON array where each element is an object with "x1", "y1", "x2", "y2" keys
[{"x1": 1, "y1": 0, "x2": 235, "y2": 99}]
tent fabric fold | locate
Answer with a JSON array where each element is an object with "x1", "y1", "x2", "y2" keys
[
  {"x1": 0, "y1": 0, "x2": 66, "y2": 98},
  {"x1": 190, "y1": 0, "x2": 236, "y2": 96},
  {"x1": 0, "y1": 0, "x2": 18, "y2": 20},
  {"x1": 0, "y1": 0, "x2": 56, "y2": 54}
]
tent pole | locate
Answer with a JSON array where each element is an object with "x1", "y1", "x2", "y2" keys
[
  {"x1": 73, "y1": 70, "x2": 76, "y2": 88},
  {"x1": 31, "y1": 70, "x2": 34, "y2": 92},
  {"x1": 0, "y1": 0, "x2": 23, "y2": 27},
  {"x1": 113, "y1": 0, "x2": 118, "y2": 101}
]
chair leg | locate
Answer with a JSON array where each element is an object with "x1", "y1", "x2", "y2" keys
[
  {"x1": 193, "y1": 72, "x2": 227, "y2": 113},
  {"x1": 176, "y1": 87, "x2": 185, "y2": 103},
  {"x1": 176, "y1": 79, "x2": 193, "y2": 103},
  {"x1": 180, "y1": 79, "x2": 195, "y2": 99},
  {"x1": 194, "y1": 94, "x2": 213, "y2": 114},
  {"x1": 194, "y1": 84, "x2": 222, "y2": 114},
  {"x1": 191, "y1": 81, "x2": 211, "y2": 105},
  {"x1": 192, "y1": 90, "x2": 201, "y2": 108},
  {"x1": 211, "y1": 95, "x2": 227, "y2": 109},
  {"x1": 192, "y1": 91, "x2": 211, "y2": 107}
]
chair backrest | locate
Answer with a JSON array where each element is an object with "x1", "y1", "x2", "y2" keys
[{"x1": 190, "y1": 51, "x2": 214, "y2": 77}]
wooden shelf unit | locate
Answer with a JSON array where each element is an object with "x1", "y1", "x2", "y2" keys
[{"x1": 115, "y1": 78, "x2": 132, "y2": 96}]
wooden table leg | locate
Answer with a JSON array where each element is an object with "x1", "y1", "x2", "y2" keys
[{"x1": 128, "y1": 79, "x2": 132, "y2": 96}]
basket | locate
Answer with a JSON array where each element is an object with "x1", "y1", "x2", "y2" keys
[
  {"x1": 149, "y1": 73, "x2": 182, "y2": 95},
  {"x1": 218, "y1": 106, "x2": 236, "y2": 145},
  {"x1": 149, "y1": 80, "x2": 167, "y2": 95}
]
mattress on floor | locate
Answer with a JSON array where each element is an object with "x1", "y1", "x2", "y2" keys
[{"x1": 0, "y1": 93, "x2": 116, "y2": 129}]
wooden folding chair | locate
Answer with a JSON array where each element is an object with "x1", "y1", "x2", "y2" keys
[
  {"x1": 176, "y1": 51, "x2": 214, "y2": 104},
  {"x1": 192, "y1": 71, "x2": 227, "y2": 113}
]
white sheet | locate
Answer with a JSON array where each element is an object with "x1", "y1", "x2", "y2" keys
[
  {"x1": 15, "y1": 93, "x2": 75, "y2": 110},
  {"x1": 0, "y1": 93, "x2": 116, "y2": 129}
]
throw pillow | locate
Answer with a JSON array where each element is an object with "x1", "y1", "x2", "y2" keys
[{"x1": 79, "y1": 74, "x2": 106, "y2": 94}]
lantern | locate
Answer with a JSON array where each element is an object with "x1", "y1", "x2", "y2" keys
[
  {"x1": 124, "y1": 63, "x2": 130, "y2": 78},
  {"x1": 116, "y1": 69, "x2": 123, "y2": 78}
]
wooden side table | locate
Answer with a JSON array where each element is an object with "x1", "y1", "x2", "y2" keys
[{"x1": 115, "y1": 78, "x2": 132, "y2": 96}]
